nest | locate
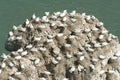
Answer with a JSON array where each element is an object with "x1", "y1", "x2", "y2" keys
[{"x1": 0, "y1": 10, "x2": 120, "y2": 80}]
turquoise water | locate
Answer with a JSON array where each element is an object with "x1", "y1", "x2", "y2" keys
[{"x1": 0, "y1": 0, "x2": 120, "y2": 54}]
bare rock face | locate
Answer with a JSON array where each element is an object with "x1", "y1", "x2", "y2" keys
[{"x1": 0, "y1": 10, "x2": 120, "y2": 80}]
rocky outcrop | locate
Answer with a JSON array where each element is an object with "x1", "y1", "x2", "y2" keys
[{"x1": 0, "y1": 10, "x2": 120, "y2": 80}]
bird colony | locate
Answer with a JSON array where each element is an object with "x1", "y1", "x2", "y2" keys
[{"x1": 0, "y1": 10, "x2": 120, "y2": 80}]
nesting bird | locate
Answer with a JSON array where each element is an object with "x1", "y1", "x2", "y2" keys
[
  {"x1": 32, "y1": 14, "x2": 36, "y2": 19},
  {"x1": 69, "y1": 66, "x2": 76, "y2": 73},
  {"x1": 13, "y1": 25, "x2": 17, "y2": 30},
  {"x1": 9, "y1": 31, "x2": 14, "y2": 36},
  {"x1": 1, "y1": 53, "x2": 8, "y2": 60},
  {"x1": 25, "y1": 19, "x2": 29, "y2": 25}
]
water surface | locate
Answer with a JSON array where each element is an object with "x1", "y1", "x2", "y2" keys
[{"x1": 0, "y1": 0, "x2": 120, "y2": 54}]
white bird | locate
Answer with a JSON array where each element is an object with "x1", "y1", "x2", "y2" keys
[
  {"x1": 21, "y1": 64, "x2": 25, "y2": 69},
  {"x1": 1, "y1": 53, "x2": 8, "y2": 60},
  {"x1": 63, "y1": 10, "x2": 68, "y2": 14},
  {"x1": 53, "y1": 47, "x2": 60, "y2": 55},
  {"x1": 44, "y1": 71, "x2": 51, "y2": 75},
  {"x1": 88, "y1": 33, "x2": 92, "y2": 38},
  {"x1": 97, "y1": 22, "x2": 103, "y2": 27},
  {"x1": 69, "y1": 66, "x2": 75, "y2": 73},
  {"x1": 69, "y1": 35, "x2": 76, "y2": 39},
  {"x1": 111, "y1": 34, "x2": 116, "y2": 39},
  {"x1": 57, "y1": 33, "x2": 64, "y2": 37},
  {"x1": 15, "y1": 56, "x2": 22, "y2": 60},
  {"x1": 9, "y1": 62, "x2": 14, "y2": 67},
  {"x1": 86, "y1": 15, "x2": 91, "y2": 21},
  {"x1": 71, "y1": 18, "x2": 76, "y2": 22},
  {"x1": 56, "y1": 56, "x2": 62, "y2": 61},
  {"x1": 38, "y1": 25, "x2": 46, "y2": 29},
  {"x1": 63, "y1": 17, "x2": 67, "y2": 22},
  {"x1": 45, "y1": 12, "x2": 50, "y2": 16},
  {"x1": 15, "y1": 72, "x2": 21, "y2": 75},
  {"x1": 47, "y1": 35, "x2": 54, "y2": 39},
  {"x1": 102, "y1": 42, "x2": 108, "y2": 46},
  {"x1": 78, "y1": 65, "x2": 84, "y2": 72},
  {"x1": 9, "y1": 31, "x2": 13, "y2": 36},
  {"x1": 70, "y1": 10, "x2": 76, "y2": 16},
  {"x1": 39, "y1": 77, "x2": 46, "y2": 80},
  {"x1": 8, "y1": 36, "x2": 15, "y2": 41},
  {"x1": 26, "y1": 44, "x2": 33, "y2": 49},
  {"x1": 101, "y1": 60, "x2": 107, "y2": 66},
  {"x1": 0, "y1": 69, "x2": 2, "y2": 74},
  {"x1": 31, "y1": 47, "x2": 38, "y2": 52},
  {"x1": 91, "y1": 15, "x2": 96, "y2": 20},
  {"x1": 51, "y1": 22, "x2": 56, "y2": 27},
  {"x1": 108, "y1": 34, "x2": 112, "y2": 41},
  {"x1": 87, "y1": 47, "x2": 94, "y2": 52},
  {"x1": 65, "y1": 44, "x2": 71, "y2": 48},
  {"x1": 99, "y1": 34, "x2": 104, "y2": 40},
  {"x1": 63, "y1": 78, "x2": 69, "y2": 80},
  {"x1": 25, "y1": 19, "x2": 29, "y2": 25},
  {"x1": 52, "y1": 58, "x2": 58, "y2": 64},
  {"x1": 53, "y1": 50, "x2": 60, "y2": 55},
  {"x1": 34, "y1": 36, "x2": 41, "y2": 41},
  {"x1": 81, "y1": 13, "x2": 86, "y2": 17},
  {"x1": 54, "y1": 12, "x2": 61, "y2": 16},
  {"x1": 80, "y1": 56, "x2": 85, "y2": 61},
  {"x1": 99, "y1": 55, "x2": 106, "y2": 59},
  {"x1": 59, "y1": 23, "x2": 66, "y2": 27},
  {"x1": 39, "y1": 47, "x2": 46, "y2": 52},
  {"x1": 89, "y1": 64, "x2": 95, "y2": 70},
  {"x1": 82, "y1": 19, "x2": 86, "y2": 25},
  {"x1": 42, "y1": 16, "x2": 49, "y2": 22},
  {"x1": 34, "y1": 59, "x2": 40, "y2": 65},
  {"x1": 12, "y1": 60, "x2": 17, "y2": 65},
  {"x1": 11, "y1": 51, "x2": 17, "y2": 55},
  {"x1": 99, "y1": 70, "x2": 105, "y2": 74},
  {"x1": 114, "y1": 51, "x2": 120, "y2": 57},
  {"x1": 92, "y1": 27, "x2": 99, "y2": 31},
  {"x1": 1, "y1": 63, "x2": 6, "y2": 68},
  {"x1": 60, "y1": 12, "x2": 66, "y2": 17},
  {"x1": 20, "y1": 27, "x2": 26, "y2": 32},
  {"x1": 16, "y1": 36, "x2": 22, "y2": 40},
  {"x1": 29, "y1": 24, "x2": 34, "y2": 29},
  {"x1": 32, "y1": 14, "x2": 36, "y2": 19},
  {"x1": 99, "y1": 22, "x2": 104, "y2": 26},
  {"x1": 21, "y1": 51, "x2": 28, "y2": 56},
  {"x1": 46, "y1": 39, "x2": 53, "y2": 43},
  {"x1": 8, "y1": 76, "x2": 15, "y2": 80},
  {"x1": 108, "y1": 70, "x2": 115, "y2": 73},
  {"x1": 111, "y1": 56, "x2": 118, "y2": 60},
  {"x1": 66, "y1": 53, "x2": 73, "y2": 58},
  {"x1": 94, "y1": 43, "x2": 101, "y2": 48},
  {"x1": 35, "y1": 17, "x2": 40, "y2": 22},
  {"x1": 76, "y1": 52, "x2": 83, "y2": 56},
  {"x1": 13, "y1": 25, "x2": 17, "y2": 30},
  {"x1": 17, "y1": 48, "x2": 23, "y2": 52},
  {"x1": 51, "y1": 15, "x2": 57, "y2": 19},
  {"x1": 85, "y1": 43, "x2": 91, "y2": 48},
  {"x1": 84, "y1": 28, "x2": 91, "y2": 33},
  {"x1": 101, "y1": 30, "x2": 108, "y2": 34},
  {"x1": 92, "y1": 58, "x2": 98, "y2": 62},
  {"x1": 74, "y1": 29, "x2": 82, "y2": 33}
]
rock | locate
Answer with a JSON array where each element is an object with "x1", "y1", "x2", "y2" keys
[{"x1": 0, "y1": 10, "x2": 120, "y2": 80}]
